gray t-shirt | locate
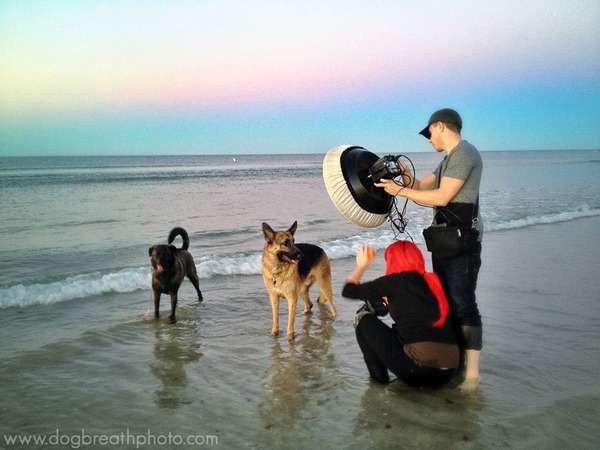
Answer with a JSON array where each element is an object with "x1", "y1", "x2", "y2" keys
[{"x1": 433, "y1": 140, "x2": 483, "y2": 237}]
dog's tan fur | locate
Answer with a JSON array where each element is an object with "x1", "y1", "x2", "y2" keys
[{"x1": 260, "y1": 221, "x2": 337, "y2": 340}]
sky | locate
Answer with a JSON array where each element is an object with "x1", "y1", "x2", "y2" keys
[{"x1": 1, "y1": 0, "x2": 599, "y2": 156}]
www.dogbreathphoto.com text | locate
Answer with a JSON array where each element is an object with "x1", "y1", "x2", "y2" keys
[{"x1": 3, "y1": 429, "x2": 219, "y2": 448}]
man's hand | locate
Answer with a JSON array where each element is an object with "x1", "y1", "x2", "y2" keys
[{"x1": 374, "y1": 178, "x2": 405, "y2": 196}]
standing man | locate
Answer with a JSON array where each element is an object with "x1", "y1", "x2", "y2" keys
[{"x1": 375, "y1": 108, "x2": 483, "y2": 385}]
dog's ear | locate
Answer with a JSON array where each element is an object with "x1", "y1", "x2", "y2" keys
[
  {"x1": 148, "y1": 246, "x2": 154, "y2": 257},
  {"x1": 288, "y1": 221, "x2": 298, "y2": 236},
  {"x1": 262, "y1": 222, "x2": 275, "y2": 243}
]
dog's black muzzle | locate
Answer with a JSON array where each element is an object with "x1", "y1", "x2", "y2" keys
[{"x1": 278, "y1": 248, "x2": 303, "y2": 264}]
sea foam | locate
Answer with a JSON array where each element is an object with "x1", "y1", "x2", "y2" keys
[{"x1": 1, "y1": 205, "x2": 598, "y2": 310}]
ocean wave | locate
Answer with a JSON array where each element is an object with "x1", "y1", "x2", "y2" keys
[
  {"x1": 0, "y1": 236, "x2": 387, "y2": 310},
  {"x1": 1, "y1": 206, "x2": 598, "y2": 310},
  {"x1": 1, "y1": 166, "x2": 321, "y2": 188},
  {"x1": 0, "y1": 268, "x2": 152, "y2": 310},
  {"x1": 0, "y1": 255, "x2": 267, "y2": 310},
  {"x1": 487, "y1": 205, "x2": 600, "y2": 231}
]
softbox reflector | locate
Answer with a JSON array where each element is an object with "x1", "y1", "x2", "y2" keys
[{"x1": 323, "y1": 145, "x2": 390, "y2": 228}]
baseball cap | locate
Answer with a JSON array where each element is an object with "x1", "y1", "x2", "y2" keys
[{"x1": 419, "y1": 108, "x2": 462, "y2": 139}]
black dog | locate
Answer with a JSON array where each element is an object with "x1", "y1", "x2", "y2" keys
[{"x1": 148, "y1": 227, "x2": 203, "y2": 322}]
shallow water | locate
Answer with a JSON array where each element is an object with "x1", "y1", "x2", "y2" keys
[{"x1": 1, "y1": 151, "x2": 599, "y2": 448}]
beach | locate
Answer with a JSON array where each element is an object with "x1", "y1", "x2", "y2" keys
[
  {"x1": 0, "y1": 216, "x2": 598, "y2": 449},
  {"x1": 0, "y1": 151, "x2": 599, "y2": 449}
]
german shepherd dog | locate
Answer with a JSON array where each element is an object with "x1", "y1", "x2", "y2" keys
[
  {"x1": 148, "y1": 227, "x2": 203, "y2": 322},
  {"x1": 261, "y1": 221, "x2": 337, "y2": 340}
]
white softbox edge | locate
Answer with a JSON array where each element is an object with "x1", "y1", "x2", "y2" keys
[{"x1": 323, "y1": 145, "x2": 388, "y2": 228}]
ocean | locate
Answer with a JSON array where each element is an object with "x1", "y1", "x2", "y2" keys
[{"x1": 0, "y1": 149, "x2": 599, "y2": 449}]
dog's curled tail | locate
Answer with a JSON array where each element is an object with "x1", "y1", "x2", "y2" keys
[{"x1": 168, "y1": 227, "x2": 190, "y2": 250}]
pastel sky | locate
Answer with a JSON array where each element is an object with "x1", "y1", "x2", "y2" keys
[{"x1": 1, "y1": 0, "x2": 599, "y2": 156}]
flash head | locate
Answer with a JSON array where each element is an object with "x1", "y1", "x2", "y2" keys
[{"x1": 368, "y1": 155, "x2": 404, "y2": 183}]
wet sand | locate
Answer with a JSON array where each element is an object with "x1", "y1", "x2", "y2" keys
[{"x1": 1, "y1": 216, "x2": 599, "y2": 449}]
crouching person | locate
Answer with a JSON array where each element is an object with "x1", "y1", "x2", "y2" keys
[{"x1": 342, "y1": 241, "x2": 459, "y2": 387}]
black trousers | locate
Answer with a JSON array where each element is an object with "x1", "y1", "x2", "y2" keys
[
  {"x1": 432, "y1": 241, "x2": 482, "y2": 327},
  {"x1": 355, "y1": 314, "x2": 455, "y2": 387}
]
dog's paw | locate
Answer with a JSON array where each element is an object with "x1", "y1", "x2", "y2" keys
[
  {"x1": 303, "y1": 306, "x2": 313, "y2": 314},
  {"x1": 287, "y1": 332, "x2": 295, "y2": 341},
  {"x1": 270, "y1": 329, "x2": 279, "y2": 337}
]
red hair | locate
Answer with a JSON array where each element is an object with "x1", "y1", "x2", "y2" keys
[{"x1": 384, "y1": 240, "x2": 449, "y2": 327}]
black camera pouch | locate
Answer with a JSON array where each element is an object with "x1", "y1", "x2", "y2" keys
[
  {"x1": 423, "y1": 224, "x2": 479, "y2": 259},
  {"x1": 423, "y1": 200, "x2": 479, "y2": 259}
]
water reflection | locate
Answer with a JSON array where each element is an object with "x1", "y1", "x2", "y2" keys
[
  {"x1": 350, "y1": 378, "x2": 483, "y2": 448},
  {"x1": 150, "y1": 314, "x2": 202, "y2": 409},
  {"x1": 256, "y1": 306, "x2": 336, "y2": 444}
]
